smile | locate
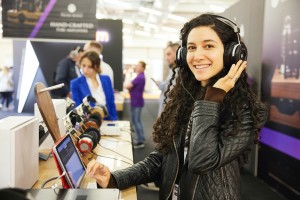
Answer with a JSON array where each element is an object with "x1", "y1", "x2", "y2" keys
[{"x1": 194, "y1": 64, "x2": 210, "y2": 69}]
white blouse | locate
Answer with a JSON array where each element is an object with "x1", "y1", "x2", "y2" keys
[{"x1": 86, "y1": 75, "x2": 106, "y2": 106}]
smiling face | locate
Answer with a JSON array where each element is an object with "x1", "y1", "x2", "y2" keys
[{"x1": 186, "y1": 26, "x2": 224, "y2": 86}]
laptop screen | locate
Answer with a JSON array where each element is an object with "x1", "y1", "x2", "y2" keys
[{"x1": 55, "y1": 134, "x2": 85, "y2": 188}]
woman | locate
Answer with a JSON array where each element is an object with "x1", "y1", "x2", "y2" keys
[
  {"x1": 0, "y1": 66, "x2": 14, "y2": 111},
  {"x1": 70, "y1": 51, "x2": 118, "y2": 120},
  {"x1": 86, "y1": 14, "x2": 268, "y2": 200}
]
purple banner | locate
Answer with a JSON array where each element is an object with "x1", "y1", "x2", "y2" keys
[
  {"x1": 2, "y1": 0, "x2": 96, "y2": 40},
  {"x1": 260, "y1": 127, "x2": 300, "y2": 160}
]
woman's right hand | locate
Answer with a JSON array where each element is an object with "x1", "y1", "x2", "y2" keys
[
  {"x1": 86, "y1": 159, "x2": 111, "y2": 188},
  {"x1": 213, "y1": 60, "x2": 247, "y2": 93}
]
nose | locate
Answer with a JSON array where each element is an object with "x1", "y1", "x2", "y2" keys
[{"x1": 193, "y1": 48, "x2": 205, "y2": 61}]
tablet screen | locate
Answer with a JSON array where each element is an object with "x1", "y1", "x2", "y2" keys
[{"x1": 54, "y1": 134, "x2": 85, "y2": 188}]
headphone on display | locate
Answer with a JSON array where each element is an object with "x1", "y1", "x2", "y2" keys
[
  {"x1": 77, "y1": 106, "x2": 104, "y2": 153},
  {"x1": 77, "y1": 127, "x2": 101, "y2": 153},
  {"x1": 176, "y1": 15, "x2": 248, "y2": 69},
  {"x1": 67, "y1": 109, "x2": 101, "y2": 152},
  {"x1": 90, "y1": 105, "x2": 108, "y2": 120},
  {"x1": 84, "y1": 112, "x2": 102, "y2": 129}
]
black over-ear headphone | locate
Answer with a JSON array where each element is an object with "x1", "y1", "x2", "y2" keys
[
  {"x1": 77, "y1": 127, "x2": 101, "y2": 153},
  {"x1": 176, "y1": 15, "x2": 247, "y2": 69},
  {"x1": 84, "y1": 112, "x2": 102, "y2": 129},
  {"x1": 217, "y1": 16, "x2": 248, "y2": 68}
]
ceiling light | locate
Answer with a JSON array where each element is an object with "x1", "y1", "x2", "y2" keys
[
  {"x1": 122, "y1": 28, "x2": 131, "y2": 34},
  {"x1": 154, "y1": 1, "x2": 162, "y2": 9},
  {"x1": 153, "y1": 34, "x2": 168, "y2": 40},
  {"x1": 123, "y1": 35, "x2": 133, "y2": 40},
  {"x1": 134, "y1": 30, "x2": 151, "y2": 37},
  {"x1": 161, "y1": 26, "x2": 179, "y2": 33},
  {"x1": 139, "y1": 7, "x2": 162, "y2": 16},
  {"x1": 168, "y1": 14, "x2": 187, "y2": 23},
  {"x1": 123, "y1": 19, "x2": 134, "y2": 24},
  {"x1": 139, "y1": 22, "x2": 158, "y2": 29},
  {"x1": 148, "y1": 15, "x2": 158, "y2": 23}
]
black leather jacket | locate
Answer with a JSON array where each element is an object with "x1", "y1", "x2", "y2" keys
[{"x1": 111, "y1": 100, "x2": 257, "y2": 200}]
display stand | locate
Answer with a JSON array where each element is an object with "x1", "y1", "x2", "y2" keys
[
  {"x1": 34, "y1": 82, "x2": 61, "y2": 142},
  {"x1": 34, "y1": 82, "x2": 95, "y2": 166}
]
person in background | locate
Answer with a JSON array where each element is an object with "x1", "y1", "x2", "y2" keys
[
  {"x1": 125, "y1": 61, "x2": 146, "y2": 149},
  {"x1": 154, "y1": 42, "x2": 180, "y2": 117},
  {"x1": 70, "y1": 51, "x2": 117, "y2": 120},
  {"x1": 0, "y1": 66, "x2": 14, "y2": 111},
  {"x1": 85, "y1": 13, "x2": 268, "y2": 200},
  {"x1": 84, "y1": 41, "x2": 114, "y2": 87},
  {"x1": 54, "y1": 46, "x2": 83, "y2": 98},
  {"x1": 142, "y1": 42, "x2": 180, "y2": 190}
]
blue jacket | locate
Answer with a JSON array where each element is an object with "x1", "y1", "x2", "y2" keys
[{"x1": 70, "y1": 75, "x2": 118, "y2": 120}]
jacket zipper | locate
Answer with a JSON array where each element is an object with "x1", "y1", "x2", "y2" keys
[
  {"x1": 166, "y1": 137, "x2": 180, "y2": 200},
  {"x1": 220, "y1": 167, "x2": 230, "y2": 200}
]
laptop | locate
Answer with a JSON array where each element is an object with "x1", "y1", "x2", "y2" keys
[
  {"x1": 52, "y1": 134, "x2": 86, "y2": 188},
  {"x1": 27, "y1": 189, "x2": 120, "y2": 200}
]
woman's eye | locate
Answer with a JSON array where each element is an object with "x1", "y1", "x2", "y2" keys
[
  {"x1": 205, "y1": 44, "x2": 214, "y2": 48},
  {"x1": 187, "y1": 46, "x2": 195, "y2": 50}
]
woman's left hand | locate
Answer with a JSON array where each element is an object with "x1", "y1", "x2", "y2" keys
[{"x1": 213, "y1": 60, "x2": 247, "y2": 93}]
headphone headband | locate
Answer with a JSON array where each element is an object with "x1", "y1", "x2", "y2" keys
[
  {"x1": 216, "y1": 17, "x2": 240, "y2": 33},
  {"x1": 216, "y1": 16, "x2": 241, "y2": 44}
]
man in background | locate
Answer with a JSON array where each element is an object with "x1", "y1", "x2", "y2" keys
[
  {"x1": 125, "y1": 61, "x2": 146, "y2": 149},
  {"x1": 155, "y1": 41, "x2": 180, "y2": 117},
  {"x1": 54, "y1": 46, "x2": 83, "y2": 98},
  {"x1": 84, "y1": 41, "x2": 114, "y2": 87}
]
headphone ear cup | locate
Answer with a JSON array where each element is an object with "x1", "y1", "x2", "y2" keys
[
  {"x1": 224, "y1": 42, "x2": 248, "y2": 69},
  {"x1": 234, "y1": 43, "x2": 248, "y2": 62},
  {"x1": 91, "y1": 105, "x2": 108, "y2": 119},
  {"x1": 85, "y1": 127, "x2": 101, "y2": 145},
  {"x1": 176, "y1": 46, "x2": 188, "y2": 68},
  {"x1": 89, "y1": 113, "x2": 102, "y2": 128},
  {"x1": 224, "y1": 42, "x2": 236, "y2": 68},
  {"x1": 77, "y1": 127, "x2": 101, "y2": 153}
]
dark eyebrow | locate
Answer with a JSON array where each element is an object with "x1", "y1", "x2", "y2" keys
[
  {"x1": 187, "y1": 39, "x2": 217, "y2": 46},
  {"x1": 203, "y1": 39, "x2": 217, "y2": 43}
]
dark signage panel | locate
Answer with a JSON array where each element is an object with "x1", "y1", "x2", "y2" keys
[{"x1": 2, "y1": 0, "x2": 97, "y2": 40}]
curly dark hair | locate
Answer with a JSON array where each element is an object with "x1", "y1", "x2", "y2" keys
[{"x1": 152, "y1": 14, "x2": 268, "y2": 158}]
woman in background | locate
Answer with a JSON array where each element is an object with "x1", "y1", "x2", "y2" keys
[
  {"x1": 0, "y1": 66, "x2": 14, "y2": 111},
  {"x1": 71, "y1": 51, "x2": 117, "y2": 120}
]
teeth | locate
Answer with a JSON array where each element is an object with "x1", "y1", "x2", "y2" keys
[{"x1": 195, "y1": 65, "x2": 210, "y2": 69}]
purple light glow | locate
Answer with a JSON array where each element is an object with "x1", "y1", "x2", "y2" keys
[
  {"x1": 29, "y1": 0, "x2": 57, "y2": 38},
  {"x1": 260, "y1": 127, "x2": 300, "y2": 160}
]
